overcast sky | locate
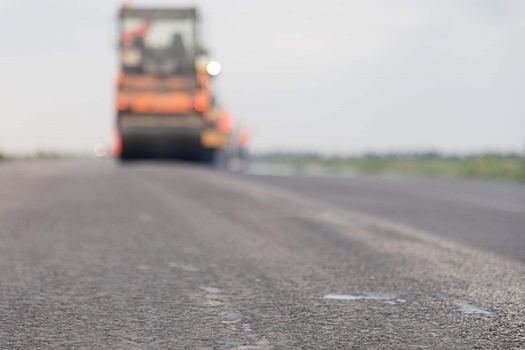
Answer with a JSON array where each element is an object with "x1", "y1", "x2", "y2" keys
[{"x1": 1, "y1": 0, "x2": 524, "y2": 155}]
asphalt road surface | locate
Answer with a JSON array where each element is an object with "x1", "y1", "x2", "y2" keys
[
  {"x1": 244, "y1": 169, "x2": 525, "y2": 262},
  {"x1": 1, "y1": 159, "x2": 524, "y2": 349}
]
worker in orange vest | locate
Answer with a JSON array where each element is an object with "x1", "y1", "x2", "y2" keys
[{"x1": 218, "y1": 108, "x2": 233, "y2": 134}]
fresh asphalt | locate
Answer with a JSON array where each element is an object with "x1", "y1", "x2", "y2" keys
[
  {"x1": 243, "y1": 168, "x2": 525, "y2": 261},
  {"x1": 1, "y1": 159, "x2": 524, "y2": 349}
]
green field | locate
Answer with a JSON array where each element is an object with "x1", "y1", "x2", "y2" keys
[
  {"x1": 253, "y1": 153, "x2": 525, "y2": 182},
  {"x1": 2, "y1": 150, "x2": 524, "y2": 182}
]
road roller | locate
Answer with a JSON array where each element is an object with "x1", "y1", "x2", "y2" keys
[{"x1": 114, "y1": 5, "x2": 230, "y2": 162}]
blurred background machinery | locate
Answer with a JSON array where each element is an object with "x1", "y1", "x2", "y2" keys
[{"x1": 114, "y1": 5, "x2": 234, "y2": 162}]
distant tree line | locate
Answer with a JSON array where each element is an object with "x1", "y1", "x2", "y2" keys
[{"x1": 253, "y1": 151, "x2": 524, "y2": 161}]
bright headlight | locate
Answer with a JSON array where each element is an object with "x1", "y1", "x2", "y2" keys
[{"x1": 206, "y1": 61, "x2": 222, "y2": 76}]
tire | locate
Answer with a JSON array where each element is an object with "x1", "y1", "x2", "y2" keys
[{"x1": 200, "y1": 148, "x2": 217, "y2": 164}]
